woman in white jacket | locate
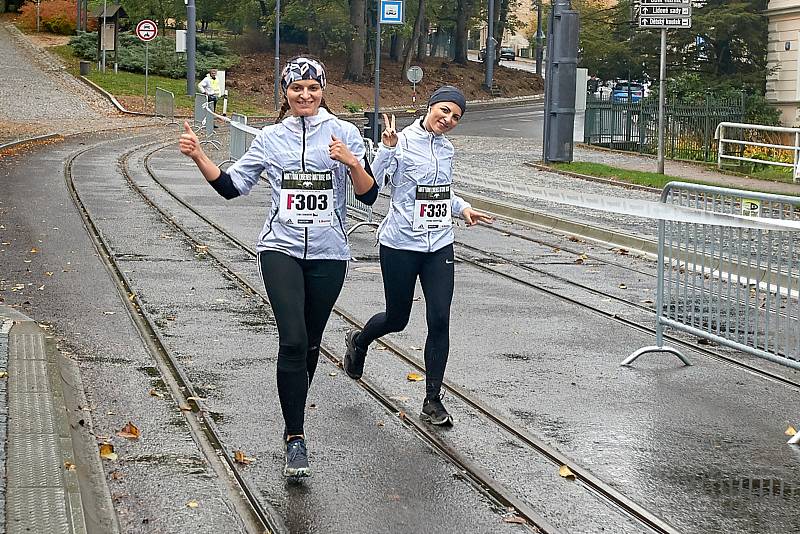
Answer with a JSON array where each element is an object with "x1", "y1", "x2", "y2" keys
[
  {"x1": 344, "y1": 86, "x2": 492, "y2": 425},
  {"x1": 180, "y1": 57, "x2": 377, "y2": 477}
]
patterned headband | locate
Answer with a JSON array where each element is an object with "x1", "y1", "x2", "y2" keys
[{"x1": 281, "y1": 57, "x2": 327, "y2": 93}]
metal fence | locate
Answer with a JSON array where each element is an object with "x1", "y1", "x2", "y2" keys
[
  {"x1": 584, "y1": 94, "x2": 745, "y2": 162},
  {"x1": 154, "y1": 87, "x2": 177, "y2": 125},
  {"x1": 717, "y1": 122, "x2": 800, "y2": 183},
  {"x1": 625, "y1": 182, "x2": 800, "y2": 387},
  {"x1": 346, "y1": 137, "x2": 380, "y2": 235}
]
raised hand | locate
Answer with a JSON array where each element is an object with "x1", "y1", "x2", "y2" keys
[
  {"x1": 329, "y1": 135, "x2": 357, "y2": 167},
  {"x1": 462, "y1": 207, "x2": 494, "y2": 227},
  {"x1": 178, "y1": 121, "x2": 203, "y2": 160},
  {"x1": 381, "y1": 113, "x2": 398, "y2": 147}
]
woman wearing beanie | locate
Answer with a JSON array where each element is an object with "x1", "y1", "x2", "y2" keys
[
  {"x1": 343, "y1": 85, "x2": 493, "y2": 425},
  {"x1": 179, "y1": 56, "x2": 377, "y2": 478}
]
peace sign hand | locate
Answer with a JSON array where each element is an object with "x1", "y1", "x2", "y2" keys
[{"x1": 382, "y1": 113, "x2": 398, "y2": 147}]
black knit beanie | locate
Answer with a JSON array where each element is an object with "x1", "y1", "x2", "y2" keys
[{"x1": 428, "y1": 85, "x2": 466, "y2": 114}]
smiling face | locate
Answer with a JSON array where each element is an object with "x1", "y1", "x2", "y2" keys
[
  {"x1": 424, "y1": 101, "x2": 463, "y2": 135},
  {"x1": 286, "y1": 79, "x2": 323, "y2": 117}
]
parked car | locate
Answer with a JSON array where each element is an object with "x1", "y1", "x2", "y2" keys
[
  {"x1": 499, "y1": 47, "x2": 516, "y2": 61},
  {"x1": 478, "y1": 48, "x2": 487, "y2": 61},
  {"x1": 611, "y1": 82, "x2": 645, "y2": 103}
]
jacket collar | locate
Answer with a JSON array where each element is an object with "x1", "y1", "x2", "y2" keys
[{"x1": 282, "y1": 107, "x2": 335, "y2": 133}]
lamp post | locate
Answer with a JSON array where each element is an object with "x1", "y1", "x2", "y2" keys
[
  {"x1": 101, "y1": 0, "x2": 107, "y2": 72},
  {"x1": 187, "y1": 0, "x2": 196, "y2": 96},
  {"x1": 535, "y1": 0, "x2": 544, "y2": 75},
  {"x1": 274, "y1": 0, "x2": 281, "y2": 111},
  {"x1": 484, "y1": 0, "x2": 495, "y2": 90}
]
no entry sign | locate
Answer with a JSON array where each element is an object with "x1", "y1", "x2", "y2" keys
[{"x1": 135, "y1": 19, "x2": 158, "y2": 42}]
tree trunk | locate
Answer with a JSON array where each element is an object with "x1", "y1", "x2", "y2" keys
[
  {"x1": 345, "y1": 0, "x2": 367, "y2": 81},
  {"x1": 452, "y1": 0, "x2": 469, "y2": 64},
  {"x1": 402, "y1": 0, "x2": 425, "y2": 73},
  {"x1": 416, "y1": 18, "x2": 428, "y2": 61},
  {"x1": 256, "y1": 0, "x2": 269, "y2": 19},
  {"x1": 390, "y1": 33, "x2": 403, "y2": 61}
]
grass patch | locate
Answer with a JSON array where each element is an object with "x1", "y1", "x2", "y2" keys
[
  {"x1": 53, "y1": 43, "x2": 266, "y2": 115},
  {"x1": 551, "y1": 162, "x2": 684, "y2": 189}
]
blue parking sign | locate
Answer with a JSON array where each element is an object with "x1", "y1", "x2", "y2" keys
[{"x1": 380, "y1": 0, "x2": 404, "y2": 24}]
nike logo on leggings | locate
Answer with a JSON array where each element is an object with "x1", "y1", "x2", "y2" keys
[{"x1": 445, "y1": 259, "x2": 454, "y2": 264}]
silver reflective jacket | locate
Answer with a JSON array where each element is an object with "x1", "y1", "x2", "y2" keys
[
  {"x1": 226, "y1": 108, "x2": 365, "y2": 260},
  {"x1": 372, "y1": 119, "x2": 471, "y2": 253}
]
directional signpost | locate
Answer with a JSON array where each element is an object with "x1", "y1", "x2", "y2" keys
[
  {"x1": 637, "y1": 0, "x2": 692, "y2": 173},
  {"x1": 406, "y1": 66, "x2": 423, "y2": 106},
  {"x1": 135, "y1": 19, "x2": 158, "y2": 111}
]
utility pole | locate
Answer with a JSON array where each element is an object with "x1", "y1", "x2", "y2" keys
[
  {"x1": 535, "y1": 0, "x2": 543, "y2": 76},
  {"x1": 274, "y1": 0, "x2": 281, "y2": 111},
  {"x1": 657, "y1": 28, "x2": 666, "y2": 174},
  {"x1": 542, "y1": 0, "x2": 579, "y2": 163},
  {"x1": 101, "y1": 0, "x2": 107, "y2": 72},
  {"x1": 484, "y1": 0, "x2": 496, "y2": 91},
  {"x1": 187, "y1": 0, "x2": 196, "y2": 96}
]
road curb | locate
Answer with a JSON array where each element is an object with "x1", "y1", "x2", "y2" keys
[
  {"x1": 526, "y1": 162, "x2": 662, "y2": 193},
  {"x1": 0, "y1": 134, "x2": 63, "y2": 154},
  {"x1": 78, "y1": 76, "x2": 151, "y2": 117},
  {"x1": 0, "y1": 305, "x2": 117, "y2": 533}
]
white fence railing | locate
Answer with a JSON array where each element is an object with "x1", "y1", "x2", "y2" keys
[{"x1": 715, "y1": 121, "x2": 800, "y2": 183}]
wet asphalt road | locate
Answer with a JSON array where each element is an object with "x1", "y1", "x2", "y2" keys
[{"x1": 1, "y1": 128, "x2": 799, "y2": 533}]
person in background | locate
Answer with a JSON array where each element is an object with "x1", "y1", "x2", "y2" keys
[{"x1": 198, "y1": 68, "x2": 221, "y2": 112}]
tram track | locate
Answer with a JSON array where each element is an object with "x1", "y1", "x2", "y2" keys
[
  {"x1": 64, "y1": 137, "x2": 288, "y2": 534},
  {"x1": 133, "y1": 144, "x2": 686, "y2": 533}
]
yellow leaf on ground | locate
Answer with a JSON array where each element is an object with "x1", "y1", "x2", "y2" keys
[
  {"x1": 503, "y1": 515, "x2": 527, "y2": 524},
  {"x1": 148, "y1": 389, "x2": 164, "y2": 398},
  {"x1": 234, "y1": 450, "x2": 254, "y2": 465},
  {"x1": 117, "y1": 422, "x2": 140, "y2": 440},
  {"x1": 0, "y1": 371, "x2": 7, "y2": 379},
  {"x1": 30, "y1": 247, "x2": 38, "y2": 253},
  {"x1": 559, "y1": 465, "x2": 576, "y2": 480},
  {"x1": 186, "y1": 500, "x2": 199, "y2": 508},
  {"x1": 64, "y1": 461, "x2": 76, "y2": 471},
  {"x1": 99, "y1": 443, "x2": 118, "y2": 461},
  {"x1": 786, "y1": 426, "x2": 797, "y2": 436},
  {"x1": 406, "y1": 372, "x2": 424, "y2": 382}
]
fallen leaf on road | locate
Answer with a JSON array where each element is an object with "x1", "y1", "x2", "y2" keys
[
  {"x1": 0, "y1": 371, "x2": 7, "y2": 379},
  {"x1": 99, "y1": 444, "x2": 118, "y2": 461},
  {"x1": 64, "y1": 461, "x2": 77, "y2": 471},
  {"x1": 44, "y1": 271, "x2": 53, "y2": 276},
  {"x1": 179, "y1": 404, "x2": 192, "y2": 411},
  {"x1": 186, "y1": 500, "x2": 199, "y2": 508},
  {"x1": 559, "y1": 465, "x2": 576, "y2": 480},
  {"x1": 37, "y1": 285, "x2": 44, "y2": 291},
  {"x1": 117, "y1": 422, "x2": 140, "y2": 440},
  {"x1": 234, "y1": 450, "x2": 254, "y2": 465},
  {"x1": 329, "y1": 371, "x2": 338, "y2": 377},
  {"x1": 30, "y1": 247, "x2": 38, "y2": 253},
  {"x1": 503, "y1": 515, "x2": 526, "y2": 524},
  {"x1": 148, "y1": 389, "x2": 164, "y2": 398},
  {"x1": 618, "y1": 284, "x2": 628, "y2": 289},
  {"x1": 786, "y1": 426, "x2": 797, "y2": 436},
  {"x1": 406, "y1": 372, "x2": 424, "y2": 382}
]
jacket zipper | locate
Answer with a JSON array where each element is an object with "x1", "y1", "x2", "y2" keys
[
  {"x1": 301, "y1": 116, "x2": 309, "y2": 259},
  {"x1": 427, "y1": 134, "x2": 437, "y2": 252}
]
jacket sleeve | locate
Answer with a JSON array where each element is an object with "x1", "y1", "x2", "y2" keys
[
  {"x1": 371, "y1": 135, "x2": 404, "y2": 191},
  {"x1": 225, "y1": 129, "x2": 269, "y2": 195},
  {"x1": 451, "y1": 192, "x2": 472, "y2": 218}
]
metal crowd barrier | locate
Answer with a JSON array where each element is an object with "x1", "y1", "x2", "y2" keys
[
  {"x1": 716, "y1": 122, "x2": 800, "y2": 183},
  {"x1": 193, "y1": 94, "x2": 208, "y2": 129},
  {"x1": 346, "y1": 137, "x2": 380, "y2": 236},
  {"x1": 154, "y1": 87, "x2": 177, "y2": 125},
  {"x1": 199, "y1": 101, "x2": 222, "y2": 149},
  {"x1": 625, "y1": 182, "x2": 800, "y2": 382}
]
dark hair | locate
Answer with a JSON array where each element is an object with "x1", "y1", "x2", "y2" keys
[{"x1": 275, "y1": 96, "x2": 333, "y2": 123}]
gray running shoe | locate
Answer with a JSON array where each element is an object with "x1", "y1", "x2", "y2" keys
[
  {"x1": 284, "y1": 438, "x2": 311, "y2": 478},
  {"x1": 343, "y1": 329, "x2": 367, "y2": 379},
  {"x1": 420, "y1": 395, "x2": 453, "y2": 426}
]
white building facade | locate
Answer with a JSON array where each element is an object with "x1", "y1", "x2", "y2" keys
[{"x1": 767, "y1": 0, "x2": 800, "y2": 125}]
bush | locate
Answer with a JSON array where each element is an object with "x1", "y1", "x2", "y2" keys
[
  {"x1": 19, "y1": 0, "x2": 77, "y2": 35},
  {"x1": 69, "y1": 31, "x2": 238, "y2": 79}
]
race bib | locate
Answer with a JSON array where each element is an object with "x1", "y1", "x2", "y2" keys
[
  {"x1": 413, "y1": 185, "x2": 452, "y2": 231},
  {"x1": 279, "y1": 171, "x2": 335, "y2": 227}
]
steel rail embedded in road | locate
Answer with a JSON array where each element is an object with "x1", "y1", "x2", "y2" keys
[
  {"x1": 135, "y1": 144, "x2": 687, "y2": 533},
  {"x1": 63, "y1": 137, "x2": 288, "y2": 534}
]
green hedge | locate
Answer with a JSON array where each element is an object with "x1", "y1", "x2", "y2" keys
[{"x1": 69, "y1": 31, "x2": 238, "y2": 79}]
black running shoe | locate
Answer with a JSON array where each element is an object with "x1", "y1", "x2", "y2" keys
[
  {"x1": 283, "y1": 438, "x2": 311, "y2": 478},
  {"x1": 420, "y1": 395, "x2": 453, "y2": 426},
  {"x1": 343, "y1": 329, "x2": 367, "y2": 379}
]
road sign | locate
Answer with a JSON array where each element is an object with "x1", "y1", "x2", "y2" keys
[
  {"x1": 135, "y1": 19, "x2": 158, "y2": 42},
  {"x1": 379, "y1": 0, "x2": 404, "y2": 24},
  {"x1": 406, "y1": 66, "x2": 423, "y2": 84},
  {"x1": 637, "y1": 1, "x2": 691, "y2": 29}
]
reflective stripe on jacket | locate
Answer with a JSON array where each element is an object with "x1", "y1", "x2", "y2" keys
[
  {"x1": 226, "y1": 108, "x2": 365, "y2": 260},
  {"x1": 371, "y1": 119, "x2": 471, "y2": 253}
]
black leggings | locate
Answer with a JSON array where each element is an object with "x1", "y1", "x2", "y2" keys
[
  {"x1": 259, "y1": 250, "x2": 347, "y2": 436},
  {"x1": 357, "y1": 244, "x2": 454, "y2": 399}
]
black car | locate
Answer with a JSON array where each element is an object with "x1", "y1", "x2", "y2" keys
[{"x1": 500, "y1": 47, "x2": 515, "y2": 61}]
